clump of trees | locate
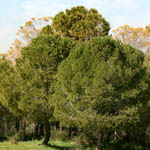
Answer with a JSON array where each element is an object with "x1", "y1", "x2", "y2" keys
[{"x1": 0, "y1": 5, "x2": 150, "y2": 150}]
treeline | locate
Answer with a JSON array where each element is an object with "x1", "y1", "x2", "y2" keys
[{"x1": 0, "y1": 6, "x2": 150, "y2": 150}]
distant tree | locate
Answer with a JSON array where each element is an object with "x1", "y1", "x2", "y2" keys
[
  {"x1": 54, "y1": 37, "x2": 149, "y2": 149},
  {"x1": 145, "y1": 51, "x2": 150, "y2": 69},
  {"x1": 112, "y1": 25, "x2": 150, "y2": 70},
  {"x1": 112, "y1": 25, "x2": 150, "y2": 53},
  {"x1": 52, "y1": 6, "x2": 110, "y2": 41},
  {"x1": 6, "y1": 17, "x2": 52, "y2": 63},
  {"x1": 16, "y1": 35, "x2": 75, "y2": 145}
]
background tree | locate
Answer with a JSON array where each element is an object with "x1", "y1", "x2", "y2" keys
[
  {"x1": 52, "y1": 6, "x2": 110, "y2": 41},
  {"x1": 112, "y1": 25, "x2": 150, "y2": 70},
  {"x1": 54, "y1": 36, "x2": 149, "y2": 149},
  {"x1": 112, "y1": 25, "x2": 150, "y2": 53},
  {"x1": 6, "y1": 17, "x2": 52, "y2": 64}
]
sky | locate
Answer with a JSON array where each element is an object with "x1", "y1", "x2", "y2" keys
[{"x1": 0, "y1": 0, "x2": 150, "y2": 53}]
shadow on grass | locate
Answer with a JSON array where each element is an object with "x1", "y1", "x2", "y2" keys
[
  {"x1": 49, "y1": 144, "x2": 95, "y2": 150},
  {"x1": 0, "y1": 137, "x2": 7, "y2": 142},
  {"x1": 78, "y1": 143, "x2": 96, "y2": 150},
  {"x1": 46, "y1": 144, "x2": 73, "y2": 150},
  {"x1": 39, "y1": 141, "x2": 95, "y2": 150}
]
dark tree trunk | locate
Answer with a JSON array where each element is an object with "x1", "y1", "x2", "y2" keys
[
  {"x1": 39, "y1": 124, "x2": 44, "y2": 137},
  {"x1": 73, "y1": 128, "x2": 78, "y2": 136},
  {"x1": 68, "y1": 128, "x2": 72, "y2": 139},
  {"x1": 4, "y1": 118, "x2": 7, "y2": 136},
  {"x1": 34, "y1": 123, "x2": 39, "y2": 139},
  {"x1": 42, "y1": 120, "x2": 51, "y2": 145},
  {"x1": 68, "y1": 128, "x2": 78, "y2": 139},
  {"x1": 15, "y1": 119, "x2": 20, "y2": 132},
  {"x1": 106, "y1": 131, "x2": 111, "y2": 142},
  {"x1": 124, "y1": 130, "x2": 130, "y2": 142},
  {"x1": 56, "y1": 122, "x2": 59, "y2": 131},
  {"x1": 22, "y1": 121, "x2": 26, "y2": 141}
]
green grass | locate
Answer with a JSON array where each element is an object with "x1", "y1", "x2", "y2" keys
[
  {"x1": 1, "y1": 140, "x2": 149, "y2": 150},
  {"x1": 0, "y1": 140, "x2": 76, "y2": 150},
  {"x1": 0, "y1": 140, "x2": 95, "y2": 150}
]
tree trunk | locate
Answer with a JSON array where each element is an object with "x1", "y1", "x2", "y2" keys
[
  {"x1": 96, "y1": 131, "x2": 103, "y2": 150},
  {"x1": 39, "y1": 124, "x2": 44, "y2": 137},
  {"x1": 124, "y1": 130, "x2": 130, "y2": 142},
  {"x1": 68, "y1": 128, "x2": 72, "y2": 139},
  {"x1": 73, "y1": 128, "x2": 78, "y2": 136},
  {"x1": 34, "y1": 123, "x2": 39, "y2": 139},
  {"x1": 4, "y1": 118, "x2": 7, "y2": 136},
  {"x1": 106, "y1": 131, "x2": 111, "y2": 142},
  {"x1": 59, "y1": 122, "x2": 62, "y2": 133},
  {"x1": 15, "y1": 119, "x2": 20, "y2": 132},
  {"x1": 42, "y1": 120, "x2": 51, "y2": 145},
  {"x1": 114, "y1": 130, "x2": 117, "y2": 141},
  {"x1": 56, "y1": 122, "x2": 59, "y2": 131},
  {"x1": 22, "y1": 121, "x2": 26, "y2": 141}
]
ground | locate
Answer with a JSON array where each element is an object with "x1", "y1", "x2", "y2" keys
[{"x1": 0, "y1": 140, "x2": 94, "y2": 150}]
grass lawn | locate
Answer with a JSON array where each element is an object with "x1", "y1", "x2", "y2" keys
[
  {"x1": 0, "y1": 140, "x2": 75, "y2": 150},
  {"x1": 0, "y1": 140, "x2": 94, "y2": 150}
]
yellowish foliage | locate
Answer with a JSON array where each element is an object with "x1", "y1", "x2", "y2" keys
[
  {"x1": 7, "y1": 16, "x2": 52, "y2": 64},
  {"x1": 112, "y1": 25, "x2": 150, "y2": 53},
  {"x1": 112, "y1": 25, "x2": 150, "y2": 68}
]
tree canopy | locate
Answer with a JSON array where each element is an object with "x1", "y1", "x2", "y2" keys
[
  {"x1": 54, "y1": 36, "x2": 149, "y2": 148},
  {"x1": 52, "y1": 6, "x2": 110, "y2": 41},
  {"x1": 15, "y1": 34, "x2": 75, "y2": 144}
]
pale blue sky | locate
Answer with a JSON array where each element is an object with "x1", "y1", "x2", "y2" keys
[{"x1": 1, "y1": 0, "x2": 150, "y2": 53}]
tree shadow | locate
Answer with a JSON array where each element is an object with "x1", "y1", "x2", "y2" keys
[
  {"x1": 48, "y1": 143, "x2": 95, "y2": 150},
  {"x1": 78, "y1": 143, "x2": 96, "y2": 150},
  {"x1": 46, "y1": 144, "x2": 73, "y2": 150},
  {"x1": 39, "y1": 142, "x2": 95, "y2": 150}
]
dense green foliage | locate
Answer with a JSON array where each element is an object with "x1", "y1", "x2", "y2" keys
[
  {"x1": 0, "y1": 5, "x2": 150, "y2": 150},
  {"x1": 15, "y1": 35, "x2": 75, "y2": 144},
  {"x1": 16, "y1": 35, "x2": 75, "y2": 122},
  {"x1": 54, "y1": 36, "x2": 150, "y2": 148}
]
